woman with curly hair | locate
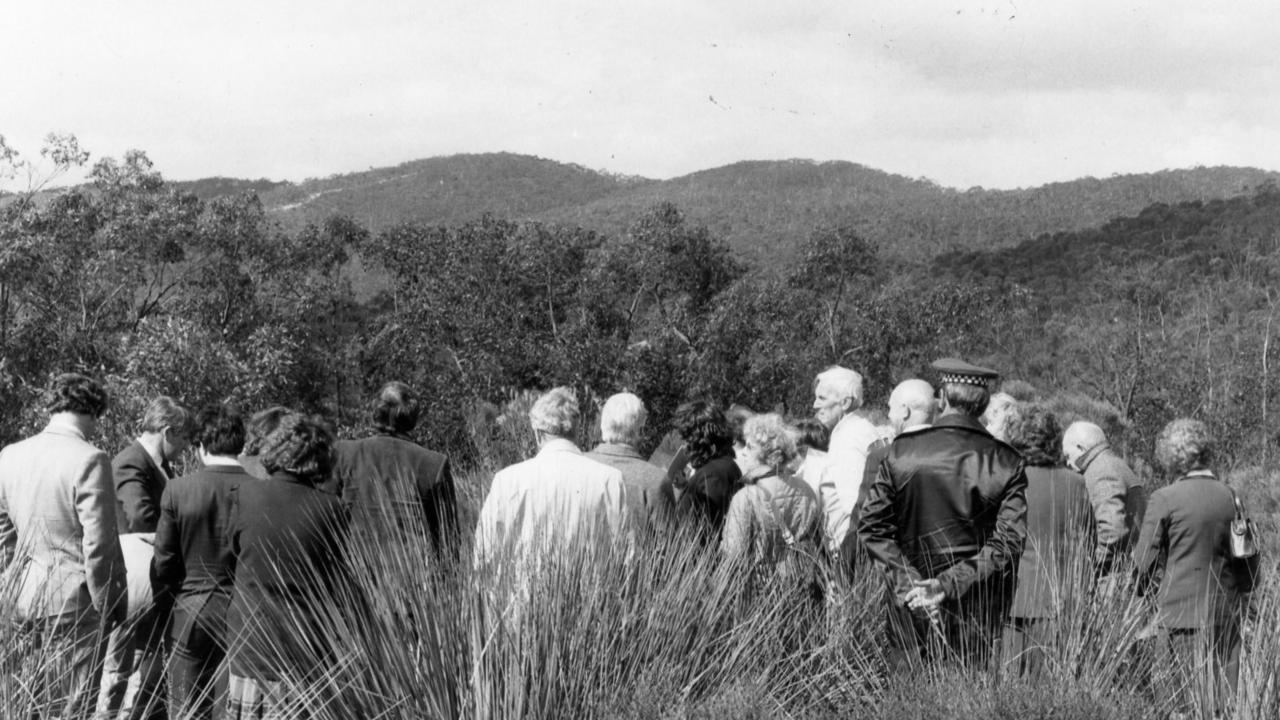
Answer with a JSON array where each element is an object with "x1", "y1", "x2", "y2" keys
[
  {"x1": 225, "y1": 413, "x2": 354, "y2": 720},
  {"x1": 1134, "y1": 418, "x2": 1260, "y2": 716},
  {"x1": 668, "y1": 400, "x2": 743, "y2": 538},
  {"x1": 999, "y1": 403, "x2": 1095, "y2": 682},
  {"x1": 721, "y1": 414, "x2": 821, "y2": 577}
]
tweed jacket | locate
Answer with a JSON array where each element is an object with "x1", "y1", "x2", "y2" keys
[
  {"x1": 114, "y1": 440, "x2": 169, "y2": 534},
  {"x1": 334, "y1": 433, "x2": 458, "y2": 551},
  {"x1": 1009, "y1": 465, "x2": 1096, "y2": 619},
  {"x1": 1076, "y1": 442, "x2": 1146, "y2": 567},
  {"x1": 152, "y1": 463, "x2": 250, "y2": 644},
  {"x1": 858, "y1": 413, "x2": 1028, "y2": 602},
  {"x1": 1133, "y1": 470, "x2": 1258, "y2": 629},
  {"x1": 474, "y1": 439, "x2": 628, "y2": 568},
  {"x1": 588, "y1": 442, "x2": 675, "y2": 530},
  {"x1": 0, "y1": 419, "x2": 127, "y2": 622}
]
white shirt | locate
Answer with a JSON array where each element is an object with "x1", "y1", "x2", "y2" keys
[
  {"x1": 820, "y1": 414, "x2": 886, "y2": 551},
  {"x1": 474, "y1": 438, "x2": 629, "y2": 569}
]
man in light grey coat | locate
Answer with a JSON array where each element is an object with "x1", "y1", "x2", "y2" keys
[
  {"x1": 0, "y1": 373, "x2": 127, "y2": 717},
  {"x1": 1063, "y1": 421, "x2": 1147, "y2": 572}
]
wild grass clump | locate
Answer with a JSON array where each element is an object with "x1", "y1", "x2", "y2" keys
[{"x1": 5, "y1": 460, "x2": 1280, "y2": 718}]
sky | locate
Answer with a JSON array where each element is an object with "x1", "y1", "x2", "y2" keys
[{"x1": 3, "y1": 1, "x2": 1278, "y2": 191}]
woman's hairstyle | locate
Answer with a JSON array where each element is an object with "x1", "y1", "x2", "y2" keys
[
  {"x1": 792, "y1": 417, "x2": 829, "y2": 452},
  {"x1": 371, "y1": 381, "x2": 420, "y2": 435},
  {"x1": 600, "y1": 392, "x2": 646, "y2": 445},
  {"x1": 244, "y1": 406, "x2": 291, "y2": 456},
  {"x1": 44, "y1": 373, "x2": 108, "y2": 418},
  {"x1": 140, "y1": 396, "x2": 194, "y2": 436},
  {"x1": 194, "y1": 405, "x2": 246, "y2": 457},
  {"x1": 1155, "y1": 418, "x2": 1215, "y2": 477},
  {"x1": 1002, "y1": 403, "x2": 1062, "y2": 467},
  {"x1": 673, "y1": 400, "x2": 733, "y2": 468},
  {"x1": 259, "y1": 413, "x2": 336, "y2": 485},
  {"x1": 529, "y1": 386, "x2": 579, "y2": 438},
  {"x1": 942, "y1": 383, "x2": 990, "y2": 418},
  {"x1": 742, "y1": 413, "x2": 799, "y2": 471}
]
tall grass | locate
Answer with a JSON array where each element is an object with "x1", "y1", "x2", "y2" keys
[{"x1": 3, "y1": 463, "x2": 1279, "y2": 719}]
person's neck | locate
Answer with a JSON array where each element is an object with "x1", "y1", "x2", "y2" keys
[
  {"x1": 137, "y1": 431, "x2": 166, "y2": 460},
  {"x1": 48, "y1": 412, "x2": 95, "y2": 437},
  {"x1": 202, "y1": 454, "x2": 241, "y2": 468}
]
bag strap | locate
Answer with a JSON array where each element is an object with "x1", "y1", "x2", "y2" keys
[
  {"x1": 1228, "y1": 486, "x2": 1248, "y2": 522},
  {"x1": 754, "y1": 482, "x2": 798, "y2": 548}
]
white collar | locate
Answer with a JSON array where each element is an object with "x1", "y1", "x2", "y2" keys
[{"x1": 537, "y1": 437, "x2": 582, "y2": 455}]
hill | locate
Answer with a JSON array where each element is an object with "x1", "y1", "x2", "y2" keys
[
  {"x1": 256, "y1": 152, "x2": 650, "y2": 231},
  {"x1": 238, "y1": 154, "x2": 1276, "y2": 261}
]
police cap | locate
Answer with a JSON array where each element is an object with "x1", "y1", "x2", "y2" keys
[{"x1": 931, "y1": 357, "x2": 999, "y2": 387}]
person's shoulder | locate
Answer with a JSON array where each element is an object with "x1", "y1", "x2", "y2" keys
[
  {"x1": 111, "y1": 441, "x2": 149, "y2": 469},
  {"x1": 695, "y1": 456, "x2": 741, "y2": 479}
]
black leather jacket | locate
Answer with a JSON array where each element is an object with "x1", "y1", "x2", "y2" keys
[{"x1": 857, "y1": 413, "x2": 1027, "y2": 602}]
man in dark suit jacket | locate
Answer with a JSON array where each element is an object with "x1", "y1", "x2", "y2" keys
[
  {"x1": 858, "y1": 359, "x2": 1027, "y2": 670},
  {"x1": 115, "y1": 396, "x2": 194, "y2": 534},
  {"x1": 845, "y1": 379, "x2": 936, "y2": 579},
  {"x1": 152, "y1": 405, "x2": 251, "y2": 719},
  {"x1": 102, "y1": 396, "x2": 193, "y2": 720},
  {"x1": 1134, "y1": 419, "x2": 1260, "y2": 716},
  {"x1": 332, "y1": 382, "x2": 458, "y2": 557}
]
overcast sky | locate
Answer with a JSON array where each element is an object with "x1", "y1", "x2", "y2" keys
[{"x1": 3, "y1": 1, "x2": 1277, "y2": 190}]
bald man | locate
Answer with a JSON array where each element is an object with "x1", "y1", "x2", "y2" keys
[
  {"x1": 1063, "y1": 421, "x2": 1146, "y2": 571},
  {"x1": 848, "y1": 380, "x2": 937, "y2": 558}
]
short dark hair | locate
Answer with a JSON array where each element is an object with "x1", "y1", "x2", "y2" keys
[
  {"x1": 372, "y1": 381, "x2": 421, "y2": 434},
  {"x1": 195, "y1": 405, "x2": 246, "y2": 456},
  {"x1": 792, "y1": 417, "x2": 830, "y2": 452},
  {"x1": 140, "y1": 396, "x2": 194, "y2": 436},
  {"x1": 725, "y1": 403, "x2": 755, "y2": 445},
  {"x1": 45, "y1": 373, "x2": 108, "y2": 418},
  {"x1": 942, "y1": 383, "x2": 990, "y2": 418},
  {"x1": 1002, "y1": 403, "x2": 1062, "y2": 467},
  {"x1": 259, "y1": 413, "x2": 336, "y2": 486},
  {"x1": 244, "y1": 406, "x2": 291, "y2": 456},
  {"x1": 673, "y1": 400, "x2": 733, "y2": 469}
]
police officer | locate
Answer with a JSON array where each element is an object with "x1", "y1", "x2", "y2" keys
[{"x1": 857, "y1": 358, "x2": 1028, "y2": 669}]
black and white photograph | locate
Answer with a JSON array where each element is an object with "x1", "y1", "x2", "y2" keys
[{"x1": 1, "y1": 2, "x2": 1277, "y2": 718}]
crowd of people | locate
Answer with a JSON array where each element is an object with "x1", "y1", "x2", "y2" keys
[{"x1": 0, "y1": 356, "x2": 1264, "y2": 718}]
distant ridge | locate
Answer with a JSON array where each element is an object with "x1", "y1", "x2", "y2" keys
[{"x1": 179, "y1": 153, "x2": 1280, "y2": 260}]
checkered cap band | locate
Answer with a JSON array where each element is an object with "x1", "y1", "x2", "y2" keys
[{"x1": 939, "y1": 373, "x2": 992, "y2": 387}]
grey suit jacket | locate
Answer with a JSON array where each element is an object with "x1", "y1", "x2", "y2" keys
[
  {"x1": 1133, "y1": 471, "x2": 1258, "y2": 628},
  {"x1": 0, "y1": 420, "x2": 127, "y2": 622}
]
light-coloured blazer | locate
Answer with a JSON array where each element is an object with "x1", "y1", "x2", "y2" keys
[
  {"x1": 820, "y1": 413, "x2": 885, "y2": 551},
  {"x1": 474, "y1": 438, "x2": 629, "y2": 568},
  {"x1": 0, "y1": 420, "x2": 127, "y2": 623}
]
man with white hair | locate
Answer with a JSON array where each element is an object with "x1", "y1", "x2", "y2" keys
[
  {"x1": 474, "y1": 387, "x2": 629, "y2": 568},
  {"x1": 813, "y1": 366, "x2": 884, "y2": 553},
  {"x1": 1062, "y1": 421, "x2": 1146, "y2": 572},
  {"x1": 587, "y1": 392, "x2": 673, "y2": 531}
]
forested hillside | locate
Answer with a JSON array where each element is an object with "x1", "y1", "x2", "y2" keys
[
  {"x1": 226, "y1": 153, "x2": 1278, "y2": 262},
  {"x1": 3, "y1": 138, "x2": 1279, "y2": 477}
]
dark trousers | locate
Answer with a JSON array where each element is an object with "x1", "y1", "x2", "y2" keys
[
  {"x1": 1154, "y1": 621, "x2": 1242, "y2": 717},
  {"x1": 1001, "y1": 616, "x2": 1052, "y2": 683},
  {"x1": 883, "y1": 576, "x2": 1012, "y2": 672},
  {"x1": 168, "y1": 618, "x2": 228, "y2": 720}
]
